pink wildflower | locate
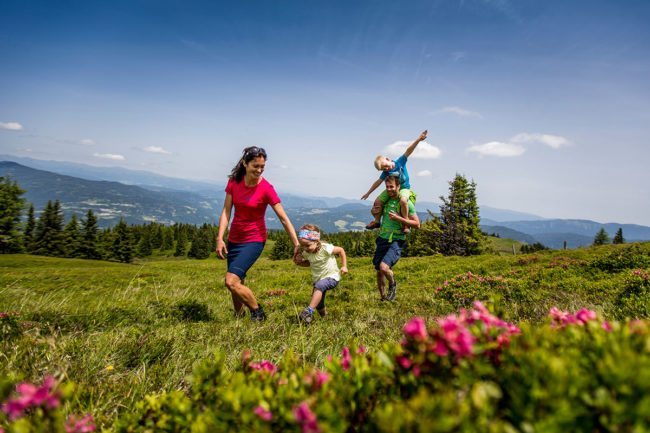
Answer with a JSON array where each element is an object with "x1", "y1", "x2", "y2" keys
[
  {"x1": 1, "y1": 376, "x2": 60, "y2": 420},
  {"x1": 341, "y1": 347, "x2": 352, "y2": 371},
  {"x1": 294, "y1": 402, "x2": 321, "y2": 433},
  {"x1": 403, "y1": 317, "x2": 428, "y2": 342},
  {"x1": 396, "y1": 355, "x2": 412, "y2": 369},
  {"x1": 357, "y1": 345, "x2": 366, "y2": 354},
  {"x1": 575, "y1": 308, "x2": 597, "y2": 324},
  {"x1": 314, "y1": 371, "x2": 330, "y2": 388},
  {"x1": 437, "y1": 315, "x2": 475, "y2": 358},
  {"x1": 65, "y1": 414, "x2": 96, "y2": 433},
  {"x1": 254, "y1": 406, "x2": 273, "y2": 422},
  {"x1": 249, "y1": 360, "x2": 278, "y2": 375},
  {"x1": 602, "y1": 321, "x2": 613, "y2": 332}
]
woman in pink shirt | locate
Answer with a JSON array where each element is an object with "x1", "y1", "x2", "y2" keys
[{"x1": 216, "y1": 146, "x2": 299, "y2": 321}]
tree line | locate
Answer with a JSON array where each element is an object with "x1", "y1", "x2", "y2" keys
[{"x1": 0, "y1": 176, "x2": 218, "y2": 262}]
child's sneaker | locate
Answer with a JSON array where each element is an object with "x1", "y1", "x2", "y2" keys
[
  {"x1": 387, "y1": 281, "x2": 397, "y2": 301},
  {"x1": 402, "y1": 226, "x2": 411, "y2": 234},
  {"x1": 250, "y1": 306, "x2": 267, "y2": 321},
  {"x1": 365, "y1": 220, "x2": 381, "y2": 230},
  {"x1": 299, "y1": 308, "x2": 313, "y2": 324}
]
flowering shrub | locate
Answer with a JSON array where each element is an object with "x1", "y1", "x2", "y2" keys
[
  {"x1": 108, "y1": 303, "x2": 650, "y2": 432},
  {"x1": 589, "y1": 244, "x2": 650, "y2": 272},
  {"x1": 0, "y1": 376, "x2": 95, "y2": 433},
  {"x1": 615, "y1": 269, "x2": 650, "y2": 319}
]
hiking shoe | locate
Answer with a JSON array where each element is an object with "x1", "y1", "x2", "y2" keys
[
  {"x1": 250, "y1": 306, "x2": 267, "y2": 322},
  {"x1": 387, "y1": 281, "x2": 397, "y2": 301},
  {"x1": 299, "y1": 308, "x2": 313, "y2": 324},
  {"x1": 365, "y1": 220, "x2": 381, "y2": 230}
]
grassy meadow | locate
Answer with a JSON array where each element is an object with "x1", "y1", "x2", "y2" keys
[{"x1": 1, "y1": 241, "x2": 649, "y2": 428}]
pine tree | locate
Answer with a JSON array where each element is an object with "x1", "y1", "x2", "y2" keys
[
  {"x1": 612, "y1": 228, "x2": 625, "y2": 245},
  {"x1": 136, "y1": 227, "x2": 153, "y2": 257},
  {"x1": 404, "y1": 213, "x2": 442, "y2": 257},
  {"x1": 270, "y1": 233, "x2": 292, "y2": 260},
  {"x1": 438, "y1": 174, "x2": 486, "y2": 256},
  {"x1": 23, "y1": 203, "x2": 36, "y2": 252},
  {"x1": 80, "y1": 210, "x2": 102, "y2": 259},
  {"x1": 0, "y1": 176, "x2": 26, "y2": 253},
  {"x1": 149, "y1": 223, "x2": 163, "y2": 249},
  {"x1": 174, "y1": 230, "x2": 187, "y2": 257},
  {"x1": 111, "y1": 219, "x2": 134, "y2": 263},
  {"x1": 63, "y1": 214, "x2": 82, "y2": 257},
  {"x1": 160, "y1": 227, "x2": 174, "y2": 251},
  {"x1": 33, "y1": 200, "x2": 66, "y2": 256},
  {"x1": 593, "y1": 228, "x2": 610, "y2": 246},
  {"x1": 188, "y1": 226, "x2": 211, "y2": 259}
]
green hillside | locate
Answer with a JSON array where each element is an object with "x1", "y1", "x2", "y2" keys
[{"x1": 1, "y1": 242, "x2": 649, "y2": 429}]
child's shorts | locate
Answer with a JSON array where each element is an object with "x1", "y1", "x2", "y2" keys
[{"x1": 377, "y1": 188, "x2": 416, "y2": 205}]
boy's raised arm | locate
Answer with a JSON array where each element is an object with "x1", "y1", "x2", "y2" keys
[
  {"x1": 361, "y1": 178, "x2": 384, "y2": 200},
  {"x1": 403, "y1": 130, "x2": 428, "y2": 158}
]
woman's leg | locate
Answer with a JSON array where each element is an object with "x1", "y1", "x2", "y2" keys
[{"x1": 224, "y1": 272, "x2": 259, "y2": 310}]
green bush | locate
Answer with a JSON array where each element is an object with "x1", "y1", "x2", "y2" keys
[
  {"x1": 172, "y1": 299, "x2": 212, "y2": 322},
  {"x1": 615, "y1": 269, "x2": 650, "y2": 319},
  {"x1": 589, "y1": 245, "x2": 650, "y2": 272}
]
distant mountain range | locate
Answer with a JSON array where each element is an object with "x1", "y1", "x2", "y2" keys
[{"x1": 2, "y1": 157, "x2": 650, "y2": 249}]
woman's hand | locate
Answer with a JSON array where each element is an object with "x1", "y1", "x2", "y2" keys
[{"x1": 216, "y1": 239, "x2": 228, "y2": 259}]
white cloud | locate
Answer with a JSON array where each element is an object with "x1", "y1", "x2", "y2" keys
[
  {"x1": 0, "y1": 122, "x2": 24, "y2": 131},
  {"x1": 467, "y1": 141, "x2": 526, "y2": 157},
  {"x1": 451, "y1": 51, "x2": 466, "y2": 62},
  {"x1": 80, "y1": 138, "x2": 95, "y2": 145},
  {"x1": 416, "y1": 170, "x2": 432, "y2": 177},
  {"x1": 143, "y1": 145, "x2": 172, "y2": 155},
  {"x1": 384, "y1": 141, "x2": 441, "y2": 159},
  {"x1": 511, "y1": 133, "x2": 570, "y2": 149},
  {"x1": 93, "y1": 153, "x2": 125, "y2": 161},
  {"x1": 436, "y1": 106, "x2": 483, "y2": 119}
]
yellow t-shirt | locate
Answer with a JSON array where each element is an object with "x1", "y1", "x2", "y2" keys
[{"x1": 301, "y1": 243, "x2": 341, "y2": 283}]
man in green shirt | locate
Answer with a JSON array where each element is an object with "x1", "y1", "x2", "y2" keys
[{"x1": 372, "y1": 175, "x2": 420, "y2": 301}]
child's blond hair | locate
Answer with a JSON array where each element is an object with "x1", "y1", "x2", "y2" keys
[{"x1": 374, "y1": 155, "x2": 385, "y2": 171}]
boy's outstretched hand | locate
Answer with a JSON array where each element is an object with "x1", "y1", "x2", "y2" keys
[{"x1": 418, "y1": 130, "x2": 428, "y2": 141}]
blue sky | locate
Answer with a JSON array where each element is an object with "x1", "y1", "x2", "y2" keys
[{"x1": 1, "y1": 0, "x2": 649, "y2": 224}]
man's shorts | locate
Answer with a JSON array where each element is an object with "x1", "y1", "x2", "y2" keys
[
  {"x1": 373, "y1": 237, "x2": 405, "y2": 270},
  {"x1": 377, "y1": 188, "x2": 417, "y2": 205},
  {"x1": 226, "y1": 241, "x2": 265, "y2": 279}
]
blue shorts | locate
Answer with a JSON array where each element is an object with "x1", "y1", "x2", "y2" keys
[
  {"x1": 373, "y1": 237, "x2": 405, "y2": 270},
  {"x1": 313, "y1": 277, "x2": 339, "y2": 309},
  {"x1": 227, "y1": 241, "x2": 265, "y2": 279}
]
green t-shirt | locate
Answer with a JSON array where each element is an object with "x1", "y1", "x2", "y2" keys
[{"x1": 378, "y1": 197, "x2": 416, "y2": 241}]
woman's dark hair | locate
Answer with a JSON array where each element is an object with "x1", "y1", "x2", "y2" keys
[{"x1": 229, "y1": 146, "x2": 267, "y2": 182}]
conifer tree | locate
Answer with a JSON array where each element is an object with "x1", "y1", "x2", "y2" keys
[
  {"x1": 136, "y1": 226, "x2": 153, "y2": 257},
  {"x1": 111, "y1": 219, "x2": 134, "y2": 263},
  {"x1": 160, "y1": 227, "x2": 174, "y2": 251},
  {"x1": 149, "y1": 223, "x2": 163, "y2": 249},
  {"x1": 404, "y1": 214, "x2": 442, "y2": 257},
  {"x1": 270, "y1": 233, "x2": 292, "y2": 260},
  {"x1": 612, "y1": 228, "x2": 625, "y2": 244},
  {"x1": 80, "y1": 209, "x2": 102, "y2": 259},
  {"x1": 174, "y1": 230, "x2": 187, "y2": 257},
  {"x1": 23, "y1": 203, "x2": 36, "y2": 253},
  {"x1": 438, "y1": 174, "x2": 486, "y2": 256},
  {"x1": 593, "y1": 228, "x2": 610, "y2": 246},
  {"x1": 63, "y1": 214, "x2": 82, "y2": 257},
  {"x1": 33, "y1": 200, "x2": 65, "y2": 256},
  {"x1": 188, "y1": 226, "x2": 211, "y2": 259},
  {"x1": 0, "y1": 176, "x2": 26, "y2": 253}
]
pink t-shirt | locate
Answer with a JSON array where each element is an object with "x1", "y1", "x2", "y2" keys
[{"x1": 225, "y1": 177, "x2": 281, "y2": 244}]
